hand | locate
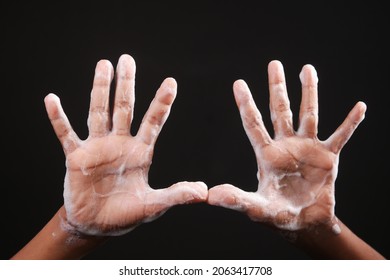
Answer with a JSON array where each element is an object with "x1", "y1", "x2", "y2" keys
[
  {"x1": 208, "y1": 60, "x2": 366, "y2": 233},
  {"x1": 44, "y1": 54, "x2": 207, "y2": 236}
]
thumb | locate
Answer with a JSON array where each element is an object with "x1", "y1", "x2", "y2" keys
[
  {"x1": 208, "y1": 184, "x2": 267, "y2": 220},
  {"x1": 159, "y1": 181, "x2": 208, "y2": 205},
  {"x1": 142, "y1": 181, "x2": 208, "y2": 223}
]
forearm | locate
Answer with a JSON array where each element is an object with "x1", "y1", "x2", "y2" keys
[
  {"x1": 11, "y1": 206, "x2": 108, "y2": 260},
  {"x1": 294, "y1": 219, "x2": 385, "y2": 260}
]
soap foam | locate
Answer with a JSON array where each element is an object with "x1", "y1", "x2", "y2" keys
[{"x1": 332, "y1": 223, "x2": 341, "y2": 235}]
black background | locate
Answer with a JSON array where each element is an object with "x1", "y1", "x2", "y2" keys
[{"x1": 2, "y1": 0, "x2": 389, "y2": 259}]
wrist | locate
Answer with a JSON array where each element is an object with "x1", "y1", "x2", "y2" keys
[
  {"x1": 11, "y1": 206, "x2": 108, "y2": 259},
  {"x1": 282, "y1": 217, "x2": 385, "y2": 259},
  {"x1": 57, "y1": 206, "x2": 109, "y2": 250},
  {"x1": 276, "y1": 217, "x2": 342, "y2": 258}
]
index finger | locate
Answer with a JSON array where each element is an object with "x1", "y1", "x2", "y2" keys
[
  {"x1": 233, "y1": 79, "x2": 272, "y2": 149},
  {"x1": 137, "y1": 77, "x2": 177, "y2": 146},
  {"x1": 325, "y1": 101, "x2": 367, "y2": 154},
  {"x1": 44, "y1": 93, "x2": 80, "y2": 155}
]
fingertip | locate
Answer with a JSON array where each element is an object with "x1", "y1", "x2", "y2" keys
[
  {"x1": 301, "y1": 63, "x2": 316, "y2": 71},
  {"x1": 268, "y1": 60, "x2": 285, "y2": 84},
  {"x1": 191, "y1": 181, "x2": 209, "y2": 200},
  {"x1": 195, "y1": 181, "x2": 208, "y2": 190},
  {"x1": 196, "y1": 182, "x2": 209, "y2": 201},
  {"x1": 175, "y1": 181, "x2": 208, "y2": 203},
  {"x1": 299, "y1": 64, "x2": 318, "y2": 85},
  {"x1": 44, "y1": 93, "x2": 59, "y2": 104},
  {"x1": 96, "y1": 58, "x2": 114, "y2": 69},
  {"x1": 233, "y1": 80, "x2": 251, "y2": 105},
  {"x1": 207, "y1": 185, "x2": 222, "y2": 206},
  {"x1": 207, "y1": 184, "x2": 243, "y2": 210},
  {"x1": 356, "y1": 101, "x2": 367, "y2": 112},
  {"x1": 116, "y1": 54, "x2": 136, "y2": 76},
  {"x1": 268, "y1": 60, "x2": 283, "y2": 69},
  {"x1": 95, "y1": 59, "x2": 115, "y2": 80},
  {"x1": 44, "y1": 93, "x2": 61, "y2": 118},
  {"x1": 158, "y1": 77, "x2": 177, "y2": 104},
  {"x1": 118, "y1": 53, "x2": 135, "y2": 65},
  {"x1": 233, "y1": 79, "x2": 248, "y2": 92},
  {"x1": 163, "y1": 77, "x2": 177, "y2": 89},
  {"x1": 355, "y1": 101, "x2": 367, "y2": 121}
]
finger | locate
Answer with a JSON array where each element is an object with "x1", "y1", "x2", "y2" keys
[
  {"x1": 87, "y1": 59, "x2": 114, "y2": 137},
  {"x1": 143, "y1": 181, "x2": 208, "y2": 221},
  {"x1": 137, "y1": 77, "x2": 177, "y2": 146},
  {"x1": 44, "y1": 93, "x2": 81, "y2": 155},
  {"x1": 208, "y1": 184, "x2": 267, "y2": 220},
  {"x1": 298, "y1": 64, "x2": 319, "y2": 138},
  {"x1": 325, "y1": 101, "x2": 367, "y2": 154},
  {"x1": 112, "y1": 54, "x2": 136, "y2": 135},
  {"x1": 233, "y1": 80, "x2": 272, "y2": 149},
  {"x1": 268, "y1": 60, "x2": 294, "y2": 138}
]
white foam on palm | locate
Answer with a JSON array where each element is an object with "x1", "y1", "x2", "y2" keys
[
  {"x1": 62, "y1": 174, "x2": 138, "y2": 237},
  {"x1": 253, "y1": 170, "x2": 332, "y2": 231}
]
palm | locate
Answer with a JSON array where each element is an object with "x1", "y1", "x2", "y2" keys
[
  {"x1": 64, "y1": 136, "x2": 152, "y2": 235},
  {"x1": 208, "y1": 61, "x2": 366, "y2": 232},
  {"x1": 45, "y1": 55, "x2": 207, "y2": 236},
  {"x1": 254, "y1": 136, "x2": 337, "y2": 229}
]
